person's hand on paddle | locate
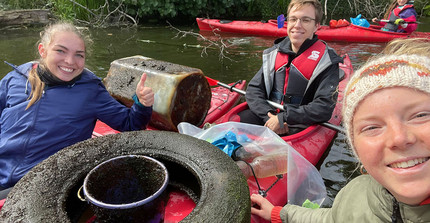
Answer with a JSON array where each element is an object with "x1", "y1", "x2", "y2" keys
[
  {"x1": 372, "y1": 17, "x2": 379, "y2": 23},
  {"x1": 265, "y1": 112, "x2": 289, "y2": 135},
  {"x1": 250, "y1": 194, "x2": 274, "y2": 221},
  {"x1": 394, "y1": 18, "x2": 405, "y2": 25},
  {"x1": 136, "y1": 73, "x2": 154, "y2": 107},
  {"x1": 394, "y1": 19, "x2": 408, "y2": 28}
]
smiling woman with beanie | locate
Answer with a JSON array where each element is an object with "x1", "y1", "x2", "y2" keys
[{"x1": 251, "y1": 38, "x2": 430, "y2": 222}]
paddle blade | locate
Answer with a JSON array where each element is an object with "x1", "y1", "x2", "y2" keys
[
  {"x1": 205, "y1": 76, "x2": 219, "y2": 86},
  {"x1": 277, "y1": 14, "x2": 285, "y2": 29}
]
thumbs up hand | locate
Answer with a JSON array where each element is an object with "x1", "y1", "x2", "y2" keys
[{"x1": 135, "y1": 73, "x2": 154, "y2": 107}]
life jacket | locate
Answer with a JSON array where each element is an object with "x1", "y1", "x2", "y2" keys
[
  {"x1": 384, "y1": 4, "x2": 414, "y2": 32},
  {"x1": 269, "y1": 41, "x2": 326, "y2": 105}
]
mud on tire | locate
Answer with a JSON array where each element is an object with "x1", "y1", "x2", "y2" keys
[{"x1": 0, "y1": 131, "x2": 251, "y2": 222}]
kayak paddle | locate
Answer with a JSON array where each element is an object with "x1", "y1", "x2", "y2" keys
[
  {"x1": 375, "y1": 19, "x2": 421, "y2": 24},
  {"x1": 205, "y1": 76, "x2": 345, "y2": 133}
]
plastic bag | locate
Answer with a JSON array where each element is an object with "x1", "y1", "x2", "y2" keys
[
  {"x1": 350, "y1": 14, "x2": 370, "y2": 28},
  {"x1": 178, "y1": 122, "x2": 327, "y2": 206},
  {"x1": 277, "y1": 14, "x2": 285, "y2": 29},
  {"x1": 329, "y1": 19, "x2": 350, "y2": 28}
]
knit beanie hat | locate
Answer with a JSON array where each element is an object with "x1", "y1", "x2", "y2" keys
[{"x1": 342, "y1": 54, "x2": 430, "y2": 158}]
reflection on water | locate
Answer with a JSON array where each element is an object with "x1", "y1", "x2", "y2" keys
[{"x1": 0, "y1": 20, "x2": 427, "y2": 207}]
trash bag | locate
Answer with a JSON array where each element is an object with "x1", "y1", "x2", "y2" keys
[
  {"x1": 178, "y1": 121, "x2": 327, "y2": 206},
  {"x1": 350, "y1": 14, "x2": 370, "y2": 28},
  {"x1": 329, "y1": 19, "x2": 350, "y2": 28}
]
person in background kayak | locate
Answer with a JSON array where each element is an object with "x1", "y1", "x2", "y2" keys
[
  {"x1": 0, "y1": 21, "x2": 154, "y2": 199},
  {"x1": 239, "y1": 0, "x2": 342, "y2": 135},
  {"x1": 251, "y1": 38, "x2": 430, "y2": 222},
  {"x1": 371, "y1": 0, "x2": 417, "y2": 33}
]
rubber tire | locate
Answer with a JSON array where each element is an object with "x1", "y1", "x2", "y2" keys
[{"x1": 0, "y1": 131, "x2": 251, "y2": 222}]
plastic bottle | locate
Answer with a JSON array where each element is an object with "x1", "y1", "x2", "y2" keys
[
  {"x1": 231, "y1": 144, "x2": 263, "y2": 162},
  {"x1": 236, "y1": 153, "x2": 288, "y2": 179}
]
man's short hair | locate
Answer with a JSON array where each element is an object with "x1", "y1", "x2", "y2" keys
[{"x1": 287, "y1": 0, "x2": 323, "y2": 24}]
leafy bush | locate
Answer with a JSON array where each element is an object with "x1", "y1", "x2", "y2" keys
[
  {"x1": 425, "y1": 4, "x2": 430, "y2": 16},
  {"x1": 2, "y1": 0, "x2": 427, "y2": 26},
  {"x1": 118, "y1": 0, "x2": 253, "y2": 22},
  {"x1": 4, "y1": 0, "x2": 47, "y2": 9}
]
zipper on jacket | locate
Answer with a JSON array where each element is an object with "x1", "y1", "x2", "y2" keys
[{"x1": 391, "y1": 199, "x2": 403, "y2": 223}]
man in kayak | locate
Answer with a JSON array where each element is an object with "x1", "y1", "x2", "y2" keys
[
  {"x1": 371, "y1": 0, "x2": 417, "y2": 33},
  {"x1": 239, "y1": 0, "x2": 342, "y2": 135},
  {"x1": 0, "y1": 21, "x2": 154, "y2": 199}
]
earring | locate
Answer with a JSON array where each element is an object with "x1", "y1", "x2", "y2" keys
[{"x1": 360, "y1": 165, "x2": 368, "y2": 175}]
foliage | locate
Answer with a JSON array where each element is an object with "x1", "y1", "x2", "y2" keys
[
  {"x1": 0, "y1": 2, "x2": 9, "y2": 10},
  {"x1": 415, "y1": 0, "x2": 430, "y2": 16},
  {"x1": 117, "y1": 0, "x2": 253, "y2": 22},
  {"x1": 425, "y1": 4, "x2": 430, "y2": 16},
  {"x1": 50, "y1": 0, "x2": 76, "y2": 21},
  {"x1": 1, "y1": 0, "x2": 428, "y2": 26},
  {"x1": 250, "y1": 0, "x2": 290, "y2": 20},
  {"x1": 4, "y1": 0, "x2": 47, "y2": 9},
  {"x1": 48, "y1": 0, "x2": 109, "y2": 22}
]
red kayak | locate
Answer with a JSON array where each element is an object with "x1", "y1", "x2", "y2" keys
[{"x1": 196, "y1": 18, "x2": 430, "y2": 43}]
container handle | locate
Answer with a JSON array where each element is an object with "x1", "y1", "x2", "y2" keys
[{"x1": 77, "y1": 185, "x2": 86, "y2": 202}]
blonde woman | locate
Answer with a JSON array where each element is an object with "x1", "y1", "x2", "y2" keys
[{"x1": 0, "y1": 21, "x2": 153, "y2": 198}]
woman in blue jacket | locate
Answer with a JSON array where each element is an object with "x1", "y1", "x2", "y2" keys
[{"x1": 0, "y1": 21, "x2": 154, "y2": 198}]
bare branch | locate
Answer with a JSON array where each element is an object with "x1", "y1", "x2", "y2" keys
[
  {"x1": 166, "y1": 20, "x2": 235, "y2": 61},
  {"x1": 67, "y1": 0, "x2": 137, "y2": 27}
]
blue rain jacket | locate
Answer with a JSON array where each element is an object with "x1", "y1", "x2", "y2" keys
[{"x1": 0, "y1": 62, "x2": 152, "y2": 188}]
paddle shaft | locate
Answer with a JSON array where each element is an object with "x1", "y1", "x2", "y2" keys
[
  {"x1": 376, "y1": 19, "x2": 420, "y2": 24},
  {"x1": 213, "y1": 79, "x2": 345, "y2": 133}
]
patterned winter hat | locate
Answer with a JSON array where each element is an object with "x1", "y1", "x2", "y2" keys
[{"x1": 342, "y1": 54, "x2": 430, "y2": 158}]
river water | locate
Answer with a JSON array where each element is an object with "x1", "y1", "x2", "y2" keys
[{"x1": 1, "y1": 18, "x2": 429, "y2": 207}]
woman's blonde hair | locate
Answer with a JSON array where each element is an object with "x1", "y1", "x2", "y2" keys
[
  {"x1": 26, "y1": 21, "x2": 92, "y2": 109},
  {"x1": 382, "y1": 38, "x2": 430, "y2": 56}
]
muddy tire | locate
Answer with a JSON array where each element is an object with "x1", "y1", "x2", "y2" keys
[{"x1": 0, "y1": 131, "x2": 250, "y2": 222}]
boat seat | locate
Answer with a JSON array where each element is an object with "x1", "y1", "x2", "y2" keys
[{"x1": 219, "y1": 20, "x2": 233, "y2": 24}]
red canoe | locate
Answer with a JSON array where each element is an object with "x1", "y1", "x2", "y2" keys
[{"x1": 196, "y1": 18, "x2": 430, "y2": 43}]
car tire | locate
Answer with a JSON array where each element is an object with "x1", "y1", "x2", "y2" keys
[{"x1": 0, "y1": 131, "x2": 251, "y2": 223}]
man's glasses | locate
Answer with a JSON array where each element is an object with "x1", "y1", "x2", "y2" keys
[{"x1": 287, "y1": 17, "x2": 316, "y2": 25}]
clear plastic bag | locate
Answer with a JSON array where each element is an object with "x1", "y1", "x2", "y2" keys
[{"x1": 177, "y1": 122, "x2": 327, "y2": 206}]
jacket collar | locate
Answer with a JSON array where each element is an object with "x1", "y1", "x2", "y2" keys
[
  {"x1": 275, "y1": 35, "x2": 319, "y2": 56},
  {"x1": 367, "y1": 176, "x2": 430, "y2": 221},
  {"x1": 5, "y1": 61, "x2": 100, "y2": 85}
]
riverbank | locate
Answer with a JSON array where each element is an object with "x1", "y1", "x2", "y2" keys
[{"x1": 0, "y1": 9, "x2": 52, "y2": 27}]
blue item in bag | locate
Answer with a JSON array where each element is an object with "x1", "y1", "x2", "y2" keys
[
  {"x1": 211, "y1": 131, "x2": 249, "y2": 157},
  {"x1": 350, "y1": 14, "x2": 370, "y2": 28},
  {"x1": 277, "y1": 14, "x2": 285, "y2": 29}
]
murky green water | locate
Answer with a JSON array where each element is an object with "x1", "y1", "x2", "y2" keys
[{"x1": 1, "y1": 17, "x2": 429, "y2": 206}]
